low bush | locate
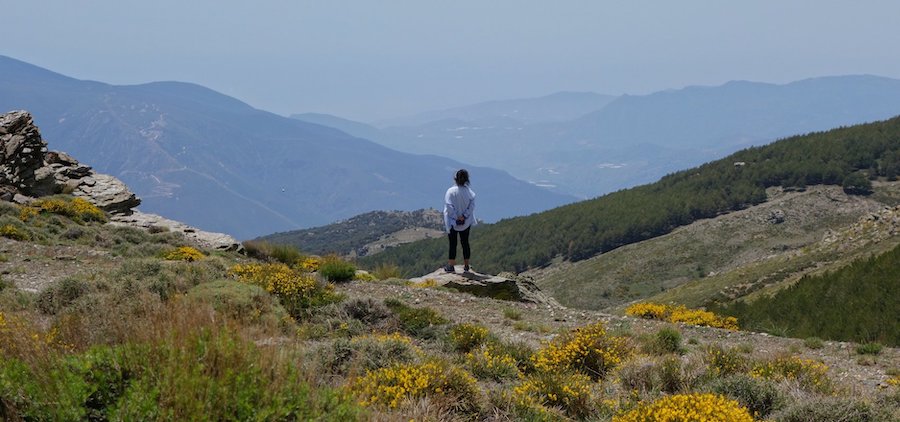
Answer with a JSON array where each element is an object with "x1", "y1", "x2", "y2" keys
[
  {"x1": 750, "y1": 356, "x2": 832, "y2": 394},
  {"x1": 351, "y1": 359, "x2": 480, "y2": 412},
  {"x1": 774, "y1": 396, "x2": 895, "y2": 422},
  {"x1": 37, "y1": 277, "x2": 92, "y2": 315},
  {"x1": 384, "y1": 299, "x2": 449, "y2": 339},
  {"x1": 617, "y1": 355, "x2": 703, "y2": 394},
  {"x1": 645, "y1": 326, "x2": 684, "y2": 355},
  {"x1": 502, "y1": 307, "x2": 522, "y2": 321},
  {"x1": 804, "y1": 336, "x2": 825, "y2": 349},
  {"x1": 229, "y1": 263, "x2": 343, "y2": 319},
  {"x1": 318, "y1": 255, "x2": 357, "y2": 282},
  {"x1": 532, "y1": 321, "x2": 630, "y2": 380},
  {"x1": 626, "y1": 302, "x2": 739, "y2": 330},
  {"x1": 186, "y1": 280, "x2": 289, "y2": 328},
  {"x1": 241, "y1": 240, "x2": 305, "y2": 266},
  {"x1": 704, "y1": 344, "x2": 748, "y2": 377},
  {"x1": 857, "y1": 342, "x2": 884, "y2": 355},
  {"x1": 514, "y1": 371, "x2": 596, "y2": 419},
  {"x1": 706, "y1": 374, "x2": 784, "y2": 419},
  {"x1": 371, "y1": 263, "x2": 402, "y2": 280},
  {"x1": 612, "y1": 393, "x2": 753, "y2": 422},
  {"x1": 24, "y1": 196, "x2": 107, "y2": 223},
  {"x1": 343, "y1": 298, "x2": 391, "y2": 325},
  {"x1": 448, "y1": 323, "x2": 490, "y2": 353},
  {"x1": 465, "y1": 343, "x2": 519, "y2": 381},
  {"x1": 161, "y1": 246, "x2": 205, "y2": 262},
  {"x1": 322, "y1": 332, "x2": 420, "y2": 375},
  {"x1": 0, "y1": 223, "x2": 30, "y2": 241}
]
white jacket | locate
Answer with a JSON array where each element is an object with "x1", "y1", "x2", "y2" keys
[{"x1": 444, "y1": 185, "x2": 476, "y2": 233}]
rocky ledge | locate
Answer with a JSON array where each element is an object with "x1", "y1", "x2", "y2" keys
[
  {"x1": 0, "y1": 110, "x2": 139, "y2": 212},
  {"x1": 1, "y1": 110, "x2": 240, "y2": 251},
  {"x1": 410, "y1": 266, "x2": 561, "y2": 307}
]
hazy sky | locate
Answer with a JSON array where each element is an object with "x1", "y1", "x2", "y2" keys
[{"x1": 3, "y1": 1, "x2": 900, "y2": 121}]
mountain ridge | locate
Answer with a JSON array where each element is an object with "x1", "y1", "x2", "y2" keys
[{"x1": 0, "y1": 55, "x2": 575, "y2": 239}]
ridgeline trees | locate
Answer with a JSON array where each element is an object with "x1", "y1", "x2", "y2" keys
[{"x1": 361, "y1": 116, "x2": 900, "y2": 276}]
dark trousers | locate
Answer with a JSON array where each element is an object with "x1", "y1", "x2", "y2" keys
[{"x1": 448, "y1": 227, "x2": 471, "y2": 260}]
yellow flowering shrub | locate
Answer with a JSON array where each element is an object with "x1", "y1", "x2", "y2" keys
[
  {"x1": 410, "y1": 278, "x2": 439, "y2": 288},
  {"x1": 351, "y1": 360, "x2": 479, "y2": 411},
  {"x1": 625, "y1": 302, "x2": 739, "y2": 330},
  {"x1": 533, "y1": 321, "x2": 630, "y2": 380},
  {"x1": 162, "y1": 246, "x2": 205, "y2": 261},
  {"x1": 887, "y1": 375, "x2": 900, "y2": 387},
  {"x1": 612, "y1": 393, "x2": 753, "y2": 422},
  {"x1": 18, "y1": 206, "x2": 39, "y2": 221},
  {"x1": 299, "y1": 256, "x2": 321, "y2": 272},
  {"x1": 514, "y1": 371, "x2": 596, "y2": 419},
  {"x1": 25, "y1": 197, "x2": 106, "y2": 223},
  {"x1": 353, "y1": 271, "x2": 377, "y2": 282},
  {"x1": 704, "y1": 345, "x2": 748, "y2": 376},
  {"x1": 0, "y1": 224, "x2": 29, "y2": 241},
  {"x1": 229, "y1": 263, "x2": 342, "y2": 317},
  {"x1": 625, "y1": 302, "x2": 668, "y2": 320},
  {"x1": 750, "y1": 356, "x2": 832, "y2": 393},
  {"x1": 448, "y1": 322, "x2": 490, "y2": 352},
  {"x1": 466, "y1": 344, "x2": 519, "y2": 380}
]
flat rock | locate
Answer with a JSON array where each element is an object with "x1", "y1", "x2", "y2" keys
[
  {"x1": 110, "y1": 210, "x2": 242, "y2": 252},
  {"x1": 410, "y1": 267, "x2": 561, "y2": 307}
]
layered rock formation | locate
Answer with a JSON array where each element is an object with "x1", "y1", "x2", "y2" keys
[
  {"x1": 0, "y1": 110, "x2": 139, "y2": 212},
  {"x1": 1, "y1": 110, "x2": 240, "y2": 251}
]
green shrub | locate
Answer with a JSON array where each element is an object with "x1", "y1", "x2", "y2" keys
[
  {"x1": 704, "y1": 345, "x2": 748, "y2": 376},
  {"x1": 448, "y1": 323, "x2": 490, "y2": 353},
  {"x1": 706, "y1": 374, "x2": 784, "y2": 419},
  {"x1": 774, "y1": 396, "x2": 894, "y2": 422},
  {"x1": 646, "y1": 326, "x2": 684, "y2": 355},
  {"x1": 843, "y1": 172, "x2": 873, "y2": 195},
  {"x1": 186, "y1": 280, "x2": 289, "y2": 327},
  {"x1": 856, "y1": 342, "x2": 884, "y2": 355},
  {"x1": 241, "y1": 240, "x2": 305, "y2": 265},
  {"x1": 514, "y1": 371, "x2": 596, "y2": 419},
  {"x1": 502, "y1": 307, "x2": 522, "y2": 321},
  {"x1": 342, "y1": 298, "x2": 391, "y2": 325},
  {"x1": 0, "y1": 223, "x2": 30, "y2": 241},
  {"x1": 37, "y1": 277, "x2": 91, "y2": 315},
  {"x1": 384, "y1": 299, "x2": 449, "y2": 339},
  {"x1": 319, "y1": 256, "x2": 357, "y2": 282},
  {"x1": 804, "y1": 336, "x2": 825, "y2": 349},
  {"x1": 229, "y1": 263, "x2": 344, "y2": 319},
  {"x1": 465, "y1": 343, "x2": 520, "y2": 381},
  {"x1": 371, "y1": 263, "x2": 402, "y2": 280},
  {"x1": 322, "y1": 333, "x2": 420, "y2": 375}
]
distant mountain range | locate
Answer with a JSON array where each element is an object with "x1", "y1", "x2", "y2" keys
[
  {"x1": 296, "y1": 76, "x2": 900, "y2": 198},
  {"x1": 0, "y1": 55, "x2": 574, "y2": 239}
]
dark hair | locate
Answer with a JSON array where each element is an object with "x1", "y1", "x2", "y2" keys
[{"x1": 454, "y1": 169, "x2": 470, "y2": 186}]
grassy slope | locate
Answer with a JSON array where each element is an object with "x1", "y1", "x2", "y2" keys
[
  {"x1": 528, "y1": 183, "x2": 900, "y2": 311},
  {"x1": 1, "y1": 197, "x2": 898, "y2": 420}
]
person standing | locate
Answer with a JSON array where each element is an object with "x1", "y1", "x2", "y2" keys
[{"x1": 444, "y1": 169, "x2": 476, "y2": 273}]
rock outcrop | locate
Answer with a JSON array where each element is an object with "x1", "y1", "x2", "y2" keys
[
  {"x1": 410, "y1": 266, "x2": 561, "y2": 307},
  {"x1": 1, "y1": 110, "x2": 240, "y2": 251},
  {"x1": 0, "y1": 110, "x2": 139, "y2": 212},
  {"x1": 110, "y1": 211, "x2": 242, "y2": 252}
]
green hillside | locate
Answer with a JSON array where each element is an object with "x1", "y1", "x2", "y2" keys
[
  {"x1": 361, "y1": 116, "x2": 900, "y2": 276},
  {"x1": 715, "y1": 242, "x2": 900, "y2": 346}
]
